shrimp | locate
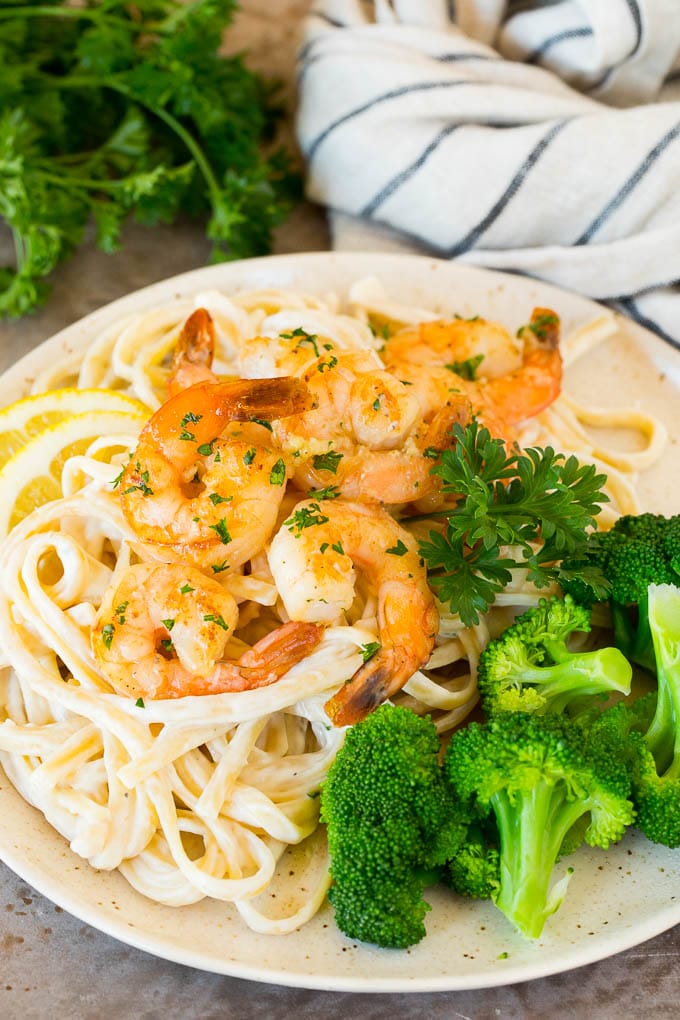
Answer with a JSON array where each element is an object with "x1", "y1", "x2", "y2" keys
[
  {"x1": 168, "y1": 308, "x2": 218, "y2": 396},
  {"x1": 165, "y1": 320, "x2": 469, "y2": 504},
  {"x1": 267, "y1": 499, "x2": 439, "y2": 726},
  {"x1": 272, "y1": 349, "x2": 467, "y2": 503},
  {"x1": 92, "y1": 564, "x2": 323, "y2": 699},
  {"x1": 384, "y1": 308, "x2": 562, "y2": 434},
  {"x1": 119, "y1": 376, "x2": 309, "y2": 571}
]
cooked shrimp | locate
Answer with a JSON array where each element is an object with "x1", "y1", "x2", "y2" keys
[
  {"x1": 119, "y1": 377, "x2": 309, "y2": 571},
  {"x1": 92, "y1": 564, "x2": 323, "y2": 699},
  {"x1": 267, "y1": 499, "x2": 439, "y2": 726},
  {"x1": 168, "y1": 308, "x2": 219, "y2": 395},
  {"x1": 272, "y1": 350, "x2": 465, "y2": 503},
  {"x1": 385, "y1": 307, "x2": 562, "y2": 434}
]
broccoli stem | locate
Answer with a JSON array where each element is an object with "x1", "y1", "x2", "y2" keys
[
  {"x1": 492, "y1": 785, "x2": 585, "y2": 939},
  {"x1": 511, "y1": 647, "x2": 631, "y2": 713}
]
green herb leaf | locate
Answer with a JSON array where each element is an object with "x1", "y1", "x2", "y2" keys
[
  {"x1": 360, "y1": 641, "x2": 381, "y2": 663},
  {"x1": 269, "y1": 458, "x2": 286, "y2": 486},
  {"x1": 386, "y1": 539, "x2": 408, "y2": 556},
  {"x1": 208, "y1": 518, "x2": 232, "y2": 545},
  {"x1": 312, "y1": 450, "x2": 343, "y2": 474},
  {"x1": 417, "y1": 422, "x2": 609, "y2": 626}
]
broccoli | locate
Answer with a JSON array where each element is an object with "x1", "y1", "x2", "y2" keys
[
  {"x1": 596, "y1": 584, "x2": 680, "y2": 848},
  {"x1": 561, "y1": 513, "x2": 680, "y2": 673},
  {"x1": 443, "y1": 712, "x2": 636, "y2": 939},
  {"x1": 477, "y1": 594, "x2": 632, "y2": 717},
  {"x1": 443, "y1": 818, "x2": 500, "y2": 901},
  {"x1": 320, "y1": 704, "x2": 467, "y2": 949}
]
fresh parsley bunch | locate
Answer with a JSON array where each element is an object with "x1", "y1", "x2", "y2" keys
[
  {"x1": 0, "y1": 0, "x2": 298, "y2": 317},
  {"x1": 418, "y1": 422, "x2": 610, "y2": 627}
]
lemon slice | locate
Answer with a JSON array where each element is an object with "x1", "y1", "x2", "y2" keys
[
  {"x1": 0, "y1": 408, "x2": 148, "y2": 537},
  {"x1": 0, "y1": 388, "x2": 149, "y2": 471}
]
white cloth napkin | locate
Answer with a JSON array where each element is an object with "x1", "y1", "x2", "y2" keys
[{"x1": 296, "y1": 1, "x2": 680, "y2": 347}]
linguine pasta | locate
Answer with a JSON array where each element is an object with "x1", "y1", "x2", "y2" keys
[{"x1": 0, "y1": 279, "x2": 666, "y2": 934}]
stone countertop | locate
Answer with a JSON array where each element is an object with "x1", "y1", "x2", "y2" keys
[{"x1": 1, "y1": 2, "x2": 680, "y2": 1016}]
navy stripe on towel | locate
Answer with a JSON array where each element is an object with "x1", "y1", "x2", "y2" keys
[
  {"x1": 446, "y1": 120, "x2": 569, "y2": 257},
  {"x1": 363, "y1": 124, "x2": 460, "y2": 216}
]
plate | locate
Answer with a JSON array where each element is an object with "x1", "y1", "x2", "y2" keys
[{"x1": 1, "y1": 252, "x2": 679, "y2": 992}]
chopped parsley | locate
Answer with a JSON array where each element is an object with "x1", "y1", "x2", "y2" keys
[
  {"x1": 423, "y1": 447, "x2": 441, "y2": 460},
  {"x1": 317, "y1": 355, "x2": 338, "y2": 373},
  {"x1": 204, "y1": 613, "x2": 229, "y2": 631},
  {"x1": 386, "y1": 539, "x2": 408, "y2": 556},
  {"x1": 445, "y1": 354, "x2": 485, "y2": 381},
  {"x1": 208, "y1": 492, "x2": 232, "y2": 505},
  {"x1": 101, "y1": 623, "x2": 115, "y2": 649},
  {"x1": 250, "y1": 417, "x2": 273, "y2": 432},
  {"x1": 284, "y1": 502, "x2": 330, "y2": 536},
  {"x1": 243, "y1": 447, "x2": 256, "y2": 466},
  {"x1": 269, "y1": 458, "x2": 287, "y2": 486},
  {"x1": 320, "y1": 542, "x2": 330, "y2": 554},
  {"x1": 161, "y1": 618, "x2": 175, "y2": 631},
  {"x1": 211, "y1": 561, "x2": 229, "y2": 573},
  {"x1": 308, "y1": 485, "x2": 340, "y2": 501},
  {"x1": 312, "y1": 450, "x2": 343, "y2": 474},
  {"x1": 197, "y1": 440, "x2": 215, "y2": 456},
  {"x1": 135, "y1": 697, "x2": 145, "y2": 709},
  {"x1": 209, "y1": 518, "x2": 232, "y2": 545},
  {"x1": 179, "y1": 583, "x2": 195, "y2": 594},
  {"x1": 115, "y1": 601, "x2": 129, "y2": 624},
  {"x1": 360, "y1": 641, "x2": 381, "y2": 663},
  {"x1": 331, "y1": 540, "x2": 344, "y2": 555},
  {"x1": 517, "y1": 312, "x2": 559, "y2": 340},
  {"x1": 282, "y1": 327, "x2": 320, "y2": 357},
  {"x1": 372, "y1": 396, "x2": 381, "y2": 411},
  {"x1": 122, "y1": 464, "x2": 154, "y2": 497}
]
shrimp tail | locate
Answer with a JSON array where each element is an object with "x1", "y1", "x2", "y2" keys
[
  {"x1": 236, "y1": 620, "x2": 324, "y2": 685},
  {"x1": 324, "y1": 649, "x2": 412, "y2": 727},
  {"x1": 169, "y1": 308, "x2": 217, "y2": 396}
]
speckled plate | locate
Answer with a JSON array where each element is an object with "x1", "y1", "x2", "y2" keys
[{"x1": 1, "y1": 252, "x2": 679, "y2": 991}]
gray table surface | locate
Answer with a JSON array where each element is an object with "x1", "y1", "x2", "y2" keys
[{"x1": 2, "y1": 1, "x2": 680, "y2": 1010}]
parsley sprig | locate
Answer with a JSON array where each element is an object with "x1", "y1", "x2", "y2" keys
[
  {"x1": 0, "y1": 0, "x2": 298, "y2": 317},
  {"x1": 417, "y1": 422, "x2": 609, "y2": 626}
]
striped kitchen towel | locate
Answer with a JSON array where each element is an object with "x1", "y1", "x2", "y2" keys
[{"x1": 296, "y1": 0, "x2": 680, "y2": 347}]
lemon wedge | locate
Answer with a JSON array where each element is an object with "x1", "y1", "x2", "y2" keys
[
  {"x1": 0, "y1": 388, "x2": 149, "y2": 472},
  {"x1": 0, "y1": 408, "x2": 148, "y2": 537}
]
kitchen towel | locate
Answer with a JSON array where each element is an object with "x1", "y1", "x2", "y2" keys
[{"x1": 296, "y1": 1, "x2": 680, "y2": 346}]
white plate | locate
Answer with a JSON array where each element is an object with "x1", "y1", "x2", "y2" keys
[{"x1": 1, "y1": 252, "x2": 679, "y2": 992}]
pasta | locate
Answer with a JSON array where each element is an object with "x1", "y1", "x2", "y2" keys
[{"x1": 0, "y1": 278, "x2": 666, "y2": 935}]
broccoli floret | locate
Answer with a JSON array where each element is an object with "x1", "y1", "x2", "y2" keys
[
  {"x1": 443, "y1": 819, "x2": 500, "y2": 900},
  {"x1": 477, "y1": 594, "x2": 632, "y2": 717},
  {"x1": 443, "y1": 712, "x2": 636, "y2": 939},
  {"x1": 561, "y1": 513, "x2": 680, "y2": 673},
  {"x1": 320, "y1": 704, "x2": 466, "y2": 949}
]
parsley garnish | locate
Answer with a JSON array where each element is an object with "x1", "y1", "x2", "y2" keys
[
  {"x1": 101, "y1": 623, "x2": 115, "y2": 649},
  {"x1": 284, "y1": 502, "x2": 330, "y2": 536},
  {"x1": 317, "y1": 355, "x2": 338, "y2": 373},
  {"x1": 416, "y1": 422, "x2": 609, "y2": 626},
  {"x1": 112, "y1": 469, "x2": 124, "y2": 489},
  {"x1": 209, "y1": 518, "x2": 232, "y2": 544},
  {"x1": 445, "y1": 354, "x2": 485, "y2": 380},
  {"x1": 208, "y1": 492, "x2": 232, "y2": 505},
  {"x1": 360, "y1": 641, "x2": 381, "y2": 663},
  {"x1": 250, "y1": 417, "x2": 273, "y2": 432},
  {"x1": 282, "y1": 327, "x2": 320, "y2": 357},
  {"x1": 0, "y1": 2, "x2": 298, "y2": 319},
  {"x1": 331, "y1": 540, "x2": 344, "y2": 555},
  {"x1": 312, "y1": 451, "x2": 343, "y2": 474},
  {"x1": 161, "y1": 618, "x2": 175, "y2": 631},
  {"x1": 517, "y1": 313, "x2": 559, "y2": 340},
  {"x1": 308, "y1": 485, "x2": 340, "y2": 501},
  {"x1": 269, "y1": 458, "x2": 287, "y2": 486},
  {"x1": 197, "y1": 441, "x2": 215, "y2": 456},
  {"x1": 204, "y1": 613, "x2": 229, "y2": 631},
  {"x1": 122, "y1": 463, "x2": 154, "y2": 496},
  {"x1": 372, "y1": 397, "x2": 381, "y2": 410},
  {"x1": 211, "y1": 561, "x2": 229, "y2": 573},
  {"x1": 179, "y1": 583, "x2": 195, "y2": 594},
  {"x1": 135, "y1": 697, "x2": 145, "y2": 709},
  {"x1": 243, "y1": 447, "x2": 256, "y2": 466},
  {"x1": 386, "y1": 540, "x2": 408, "y2": 556},
  {"x1": 115, "y1": 601, "x2": 129, "y2": 624}
]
